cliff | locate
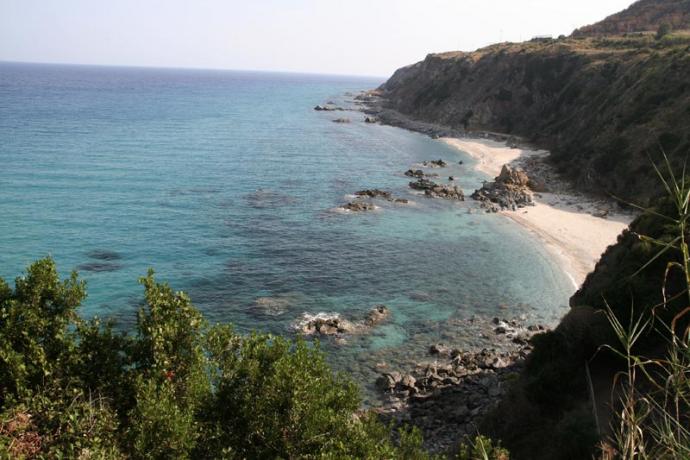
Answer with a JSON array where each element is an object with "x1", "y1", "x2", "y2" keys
[{"x1": 377, "y1": 35, "x2": 690, "y2": 204}]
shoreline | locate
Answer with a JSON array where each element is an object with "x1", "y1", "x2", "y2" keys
[{"x1": 440, "y1": 137, "x2": 633, "y2": 289}]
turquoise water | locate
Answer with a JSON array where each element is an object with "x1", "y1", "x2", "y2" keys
[{"x1": 0, "y1": 62, "x2": 572, "y2": 401}]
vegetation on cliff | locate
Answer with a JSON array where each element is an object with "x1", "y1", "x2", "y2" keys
[{"x1": 378, "y1": 32, "x2": 690, "y2": 205}]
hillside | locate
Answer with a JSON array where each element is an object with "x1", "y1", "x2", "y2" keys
[
  {"x1": 377, "y1": 35, "x2": 690, "y2": 204},
  {"x1": 573, "y1": 0, "x2": 690, "y2": 36}
]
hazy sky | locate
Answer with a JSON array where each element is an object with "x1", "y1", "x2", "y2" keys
[{"x1": 1, "y1": 0, "x2": 634, "y2": 77}]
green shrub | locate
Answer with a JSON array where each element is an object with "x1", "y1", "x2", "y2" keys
[{"x1": 0, "y1": 259, "x2": 432, "y2": 459}]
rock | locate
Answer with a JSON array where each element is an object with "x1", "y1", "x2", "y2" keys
[
  {"x1": 341, "y1": 201, "x2": 375, "y2": 212},
  {"x1": 354, "y1": 189, "x2": 392, "y2": 199},
  {"x1": 394, "y1": 198, "x2": 409, "y2": 204},
  {"x1": 314, "y1": 104, "x2": 339, "y2": 111},
  {"x1": 401, "y1": 374, "x2": 417, "y2": 389},
  {"x1": 471, "y1": 165, "x2": 533, "y2": 211},
  {"x1": 449, "y1": 176, "x2": 457, "y2": 181},
  {"x1": 364, "y1": 304, "x2": 390, "y2": 326},
  {"x1": 409, "y1": 179, "x2": 436, "y2": 191},
  {"x1": 458, "y1": 160, "x2": 464, "y2": 165},
  {"x1": 405, "y1": 169, "x2": 425, "y2": 178},
  {"x1": 377, "y1": 371, "x2": 403, "y2": 391},
  {"x1": 409, "y1": 179, "x2": 464, "y2": 200},
  {"x1": 429, "y1": 344, "x2": 451, "y2": 356},
  {"x1": 364, "y1": 116, "x2": 378, "y2": 123},
  {"x1": 295, "y1": 313, "x2": 355, "y2": 336},
  {"x1": 332, "y1": 117, "x2": 350, "y2": 123},
  {"x1": 422, "y1": 159, "x2": 448, "y2": 168}
]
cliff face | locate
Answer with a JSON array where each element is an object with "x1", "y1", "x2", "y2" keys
[
  {"x1": 573, "y1": 0, "x2": 690, "y2": 36},
  {"x1": 378, "y1": 37, "x2": 690, "y2": 204}
]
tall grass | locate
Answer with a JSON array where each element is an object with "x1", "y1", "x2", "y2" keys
[{"x1": 604, "y1": 154, "x2": 690, "y2": 459}]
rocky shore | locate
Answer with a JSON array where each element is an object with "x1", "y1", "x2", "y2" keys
[{"x1": 374, "y1": 317, "x2": 548, "y2": 453}]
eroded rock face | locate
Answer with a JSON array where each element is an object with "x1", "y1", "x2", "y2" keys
[
  {"x1": 341, "y1": 201, "x2": 376, "y2": 212},
  {"x1": 471, "y1": 165, "x2": 533, "y2": 211}
]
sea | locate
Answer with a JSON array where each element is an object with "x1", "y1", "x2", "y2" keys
[{"x1": 0, "y1": 62, "x2": 573, "y2": 402}]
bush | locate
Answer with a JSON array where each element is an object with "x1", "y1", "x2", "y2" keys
[{"x1": 0, "y1": 258, "x2": 432, "y2": 458}]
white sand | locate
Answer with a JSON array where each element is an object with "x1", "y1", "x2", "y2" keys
[{"x1": 441, "y1": 137, "x2": 633, "y2": 289}]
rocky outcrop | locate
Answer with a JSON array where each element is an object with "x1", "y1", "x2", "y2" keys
[
  {"x1": 364, "y1": 304, "x2": 390, "y2": 326},
  {"x1": 471, "y1": 165, "x2": 533, "y2": 211},
  {"x1": 405, "y1": 169, "x2": 425, "y2": 178},
  {"x1": 295, "y1": 305, "x2": 391, "y2": 337},
  {"x1": 341, "y1": 201, "x2": 376, "y2": 212},
  {"x1": 354, "y1": 189, "x2": 392, "y2": 199},
  {"x1": 376, "y1": 317, "x2": 548, "y2": 452},
  {"x1": 296, "y1": 313, "x2": 356, "y2": 335},
  {"x1": 314, "y1": 104, "x2": 343, "y2": 111},
  {"x1": 422, "y1": 159, "x2": 447, "y2": 168},
  {"x1": 409, "y1": 178, "x2": 465, "y2": 200}
]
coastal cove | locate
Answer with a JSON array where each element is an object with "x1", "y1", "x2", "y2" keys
[
  {"x1": 2, "y1": 62, "x2": 577, "y2": 403},
  {"x1": 440, "y1": 137, "x2": 633, "y2": 289}
]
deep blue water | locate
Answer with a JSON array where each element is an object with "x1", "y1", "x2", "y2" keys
[{"x1": 0, "y1": 62, "x2": 573, "y2": 401}]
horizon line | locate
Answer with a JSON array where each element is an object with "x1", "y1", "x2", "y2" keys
[{"x1": 0, "y1": 59, "x2": 389, "y2": 80}]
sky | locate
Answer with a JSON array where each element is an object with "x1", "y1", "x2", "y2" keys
[{"x1": 0, "y1": 0, "x2": 635, "y2": 78}]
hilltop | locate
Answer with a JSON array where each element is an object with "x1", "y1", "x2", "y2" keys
[{"x1": 573, "y1": 0, "x2": 690, "y2": 36}]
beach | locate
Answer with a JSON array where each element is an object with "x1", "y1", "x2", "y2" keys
[{"x1": 442, "y1": 137, "x2": 633, "y2": 289}]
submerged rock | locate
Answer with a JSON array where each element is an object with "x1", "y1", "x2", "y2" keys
[{"x1": 332, "y1": 117, "x2": 351, "y2": 123}]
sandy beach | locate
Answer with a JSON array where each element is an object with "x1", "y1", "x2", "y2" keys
[{"x1": 442, "y1": 137, "x2": 633, "y2": 289}]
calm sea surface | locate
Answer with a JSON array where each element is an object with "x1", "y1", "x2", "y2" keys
[{"x1": 0, "y1": 62, "x2": 573, "y2": 401}]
